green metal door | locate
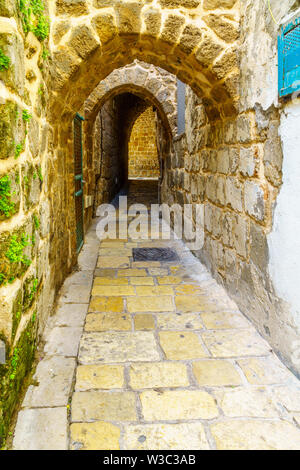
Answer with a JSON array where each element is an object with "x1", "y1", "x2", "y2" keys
[{"x1": 74, "y1": 113, "x2": 84, "y2": 252}]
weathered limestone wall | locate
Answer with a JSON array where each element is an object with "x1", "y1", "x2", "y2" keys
[
  {"x1": 0, "y1": 0, "x2": 52, "y2": 443},
  {"x1": 128, "y1": 106, "x2": 160, "y2": 179},
  {"x1": 162, "y1": 1, "x2": 300, "y2": 376},
  {"x1": 92, "y1": 97, "x2": 125, "y2": 210},
  {"x1": 1, "y1": 0, "x2": 300, "y2": 446}
]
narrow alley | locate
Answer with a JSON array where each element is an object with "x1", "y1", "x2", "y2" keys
[
  {"x1": 12, "y1": 182, "x2": 300, "y2": 450},
  {"x1": 1, "y1": 0, "x2": 300, "y2": 452}
]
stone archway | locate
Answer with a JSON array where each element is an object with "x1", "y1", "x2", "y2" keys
[
  {"x1": 45, "y1": 0, "x2": 240, "y2": 290},
  {"x1": 49, "y1": 0, "x2": 240, "y2": 118},
  {"x1": 84, "y1": 60, "x2": 178, "y2": 136},
  {"x1": 84, "y1": 82, "x2": 173, "y2": 220}
]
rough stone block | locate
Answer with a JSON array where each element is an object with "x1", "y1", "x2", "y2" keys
[
  {"x1": 244, "y1": 180, "x2": 265, "y2": 222},
  {"x1": 0, "y1": 101, "x2": 24, "y2": 159},
  {"x1": 78, "y1": 331, "x2": 160, "y2": 364},
  {"x1": 0, "y1": 29, "x2": 25, "y2": 95},
  {"x1": 13, "y1": 408, "x2": 68, "y2": 450},
  {"x1": 71, "y1": 391, "x2": 136, "y2": 421},
  {"x1": 124, "y1": 422, "x2": 209, "y2": 450},
  {"x1": 68, "y1": 25, "x2": 99, "y2": 59},
  {"x1": 211, "y1": 420, "x2": 300, "y2": 450},
  {"x1": 159, "y1": 331, "x2": 207, "y2": 359},
  {"x1": 70, "y1": 422, "x2": 120, "y2": 450},
  {"x1": 56, "y1": 0, "x2": 88, "y2": 16},
  {"x1": 75, "y1": 364, "x2": 124, "y2": 391},
  {"x1": 226, "y1": 177, "x2": 243, "y2": 212},
  {"x1": 44, "y1": 326, "x2": 83, "y2": 356},
  {"x1": 0, "y1": 339, "x2": 5, "y2": 364},
  {"x1": 140, "y1": 389, "x2": 218, "y2": 421},
  {"x1": 23, "y1": 356, "x2": 76, "y2": 407},
  {"x1": 193, "y1": 359, "x2": 242, "y2": 386}
]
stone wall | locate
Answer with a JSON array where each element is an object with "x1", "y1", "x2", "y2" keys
[
  {"x1": 0, "y1": 0, "x2": 52, "y2": 443},
  {"x1": 128, "y1": 106, "x2": 160, "y2": 179},
  {"x1": 162, "y1": 0, "x2": 300, "y2": 377},
  {"x1": 1, "y1": 0, "x2": 300, "y2": 446},
  {"x1": 92, "y1": 97, "x2": 125, "y2": 210}
]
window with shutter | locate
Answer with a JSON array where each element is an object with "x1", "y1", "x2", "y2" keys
[{"x1": 278, "y1": 17, "x2": 300, "y2": 98}]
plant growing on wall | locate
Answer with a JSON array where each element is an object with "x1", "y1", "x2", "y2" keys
[
  {"x1": 0, "y1": 176, "x2": 16, "y2": 219},
  {"x1": 18, "y1": 0, "x2": 49, "y2": 42},
  {"x1": 0, "y1": 48, "x2": 10, "y2": 71}
]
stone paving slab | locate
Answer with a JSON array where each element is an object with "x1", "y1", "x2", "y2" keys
[
  {"x1": 72, "y1": 391, "x2": 137, "y2": 422},
  {"x1": 78, "y1": 332, "x2": 161, "y2": 364},
  {"x1": 13, "y1": 408, "x2": 68, "y2": 450},
  {"x1": 23, "y1": 356, "x2": 76, "y2": 408},
  {"x1": 123, "y1": 423, "x2": 210, "y2": 450},
  {"x1": 210, "y1": 420, "x2": 300, "y2": 450},
  {"x1": 13, "y1": 204, "x2": 300, "y2": 450},
  {"x1": 44, "y1": 326, "x2": 83, "y2": 357},
  {"x1": 54, "y1": 303, "x2": 88, "y2": 327}
]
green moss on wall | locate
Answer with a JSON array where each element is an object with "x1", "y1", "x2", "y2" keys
[
  {"x1": 0, "y1": 228, "x2": 32, "y2": 286},
  {"x1": 0, "y1": 102, "x2": 19, "y2": 160},
  {"x1": 0, "y1": 313, "x2": 38, "y2": 447}
]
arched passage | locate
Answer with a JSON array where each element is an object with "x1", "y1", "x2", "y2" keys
[
  {"x1": 84, "y1": 61, "x2": 178, "y2": 136},
  {"x1": 84, "y1": 85, "x2": 172, "y2": 221},
  {"x1": 49, "y1": 1, "x2": 240, "y2": 119},
  {"x1": 46, "y1": 2, "x2": 240, "y2": 288}
]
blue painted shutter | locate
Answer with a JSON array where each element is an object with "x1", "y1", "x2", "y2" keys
[{"x1": 278, "y1": 18, "x2": 300, "y2": 97}]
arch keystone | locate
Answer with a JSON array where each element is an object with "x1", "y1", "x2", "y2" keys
[
  {"x1": 92, "y1": 13, "x2": 117, "y2": 44},
  {"x1": 67, "y1": 25, "x2": 100, "y2": 59}
]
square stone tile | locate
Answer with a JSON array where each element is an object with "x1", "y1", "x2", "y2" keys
[
  {"x1": 201, "y1": 329, "x2": 271, "y2": 357},
  {"x1": 97, "y1": 256, "x2": 130, "y2": 268},
  {"x1": 130, "y1": 362, "x2": 189, "y2": 389},
  {"x1": 148, "y1": 268, "x2": 168, "y2": 276},
  {"x1": 64, "y1": 271, "x2": 94, "y2": 287},
  {"x1": 211, "y1": 420, "x2": 300, "y2": 450},
  {"x1": 54, "y1": 303, "x2": 88, "y2": 327},
  {"x1": 127, "y1": 296, "x2": 174, "y2": 313},
  {"x1": 157, "y1": 276, "x2": 181, "y2": 285},
  {"x1": 94, "y1": 268, "x2": 116, "y2": 278},
  {"x1": 238, "y1": 357, "x2": 293, "y2": 385},
  {"x1": 175, "y1": 285, "x2": 205, "y2": 295},
  {"x1": 13, "y1": 408, "x2": 68, "y2": 450},
  {"x1": 193, "y1": 360, "x2": 242, "y2": 386},
  {"x1": 92, "y1": 285, "x2": 136, "y2": 296},
  {"x1": 156, "y1": 313, "x2": 203, "y2": 330},
  {"x1": 23, "y1": 356, "x2": 76, "y2": 407},
  {"x1": 201, "y1": 311, "x2": 250, "y2": 329},
  {"x1": 44, "y1": 327, "x2": 83, "y2": 357},
  {"x1": 175, "y1": 295, "x2": 207, "y2": 313},
  {"x1": 93, "y1": 277, "x2": 129, "y2": 285},
  {"x1": 89, "y1": 297, "x2": 124, "y2": 313},
  {"x1": 70, "y1": 422, "x2": 121, "y2": 450},
  {"x1": 159, "y1": 331, "x2": 207, "y2": 360},
  {"x1": 78, "y1": 332, "x2": 160, "y2": 364},
  {"x1": 140, "y1": 390, "x2": 218, "y2": 421},
  {"x1": 215, "y1": 387, "x2": 279, "y2": 418},
  {"x1": 271, "y1": 386, "x2": 300, "y2": 412},
  {"x1": 135, "y1": 286, "x2": 174, "y2": 296},
  {"x1": 85, "y1": 313, "x2": 132, "y2": 331},
  {"x1": 123, "y1": 423, "x2": 210, "y2": 450},
  {"x1": 118, "y1": 269, "x2": 147, "y2": 277},
  {"x1": 60, "y1": 284, "x2": 91, "y2": 304},
  {"x1": 71, "y1": 391, "x2": 136, "y2": 422},
  {"x1": 99, "y1": 248, "x2": 132, "y2": 257},
  {"x1": 75, "y1": 364, "x2": 124, "y2": 390},
  {"x1": 134, "y1": 314, "x2": 155, "y2": 330},
  {"x1": 130, "y1": 277, "x2": 155, "y2": 285}
]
